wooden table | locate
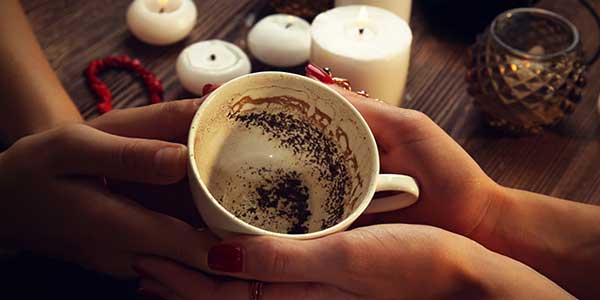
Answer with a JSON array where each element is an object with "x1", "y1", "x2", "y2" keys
[
  {"x1": 11, "y1": 0, "x2": 600, "y2": 298},
  {"x1": 23, "y1": 0, "x2": 600, "y2": 205}
]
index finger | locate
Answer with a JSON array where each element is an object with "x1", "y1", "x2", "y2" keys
[{"x1": 88, "y1": 99, "x2": 203, "y2": 142}]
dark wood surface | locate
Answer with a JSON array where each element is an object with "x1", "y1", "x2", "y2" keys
[{"x1": 22, "y1": 0, "x2": 600, "y2": 209}]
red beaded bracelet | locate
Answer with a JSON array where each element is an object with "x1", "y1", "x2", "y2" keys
[{"x1": 85, "y1": 55, "x2": 163, "y2": 114}]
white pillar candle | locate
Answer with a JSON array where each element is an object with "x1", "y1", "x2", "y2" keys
[
  {"x1": 311, "y1": 6, "x2": 412, "y2": 106},
  {"x1": 127, "y1": 0, "x2": 197, "y2": 45},
  {"x1": 247, "y1": 14, "x2": 311, "y2": 67},
  {"x1": 176, "y1": 40, "x2": 251, "y2": 95},
  {"x1": 335, "y1": 0, "x2": 412, "y2": 22}
]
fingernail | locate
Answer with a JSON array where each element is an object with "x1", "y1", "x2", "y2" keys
[
  {"x1": 305, "y1": 63, "x2": 334, "y2": 84},
  {"x1": 207, "y1": 244, "x2": 243, "y2": 272},
  {"x1": 137, "y1": 287, "x2": 162, "y2": 299},
  {"x1": 132, "y1": 264, "x2": 154, "y2": 280},
  {"x1": 154, "y1": 146, "x2": 186, "y2": 177},
  {"x1": 202, "y1": 83, "x2": 219, "y2": 95},
  {"x1": 202, "y1": 84, "x2": 213, "y2": 95}
]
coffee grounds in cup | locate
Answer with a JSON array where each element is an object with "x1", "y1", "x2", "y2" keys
[
  {"x1": 222, "y1": 166, "x2": 312, "y2": 234},
  {"x1": 254, "y1": 169, "x2": 311, "y2": 234},
  {"x1": 229, "y1": 109, "x2": 351, "y2": 232}
]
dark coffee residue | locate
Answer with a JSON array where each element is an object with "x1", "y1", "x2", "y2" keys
[
  {"x1": 255, "y1": 170, "x2": 311, "y2": 234},
  {"x1": 228, "y1": 167, "x2": 312, "y2": 234},
  {"x1": 230, "y1": 111, "x2": 350, "y2": 230}
]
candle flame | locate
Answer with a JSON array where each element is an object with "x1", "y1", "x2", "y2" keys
[
  {"x1": 358, "y1": 6, "x2": 369, "y2": 24},
  {"x1": 357, "y1": 6, "x2": 369, "y2": 34},
  {"x1": 159, "y1": 0, "x2": 169, "y2": 6},
  {"x1": 285, "y1": 15, "x2": 294, "y2": 29}
]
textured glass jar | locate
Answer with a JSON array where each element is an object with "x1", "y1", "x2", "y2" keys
[{"x1": 466, "y1": 8, "x2": 586, "y2": 134}]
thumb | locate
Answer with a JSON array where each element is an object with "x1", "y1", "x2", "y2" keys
[
  {"x1": 205, "y1": 234, "x2": 351, "y2": 284},
  {"x1": 47, "y1": 124, "x2": 188, "y2": 184}
]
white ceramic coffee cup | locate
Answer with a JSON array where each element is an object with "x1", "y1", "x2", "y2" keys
[{"x1": 188, "y1": 72, "x2": 419, "y2": 239}]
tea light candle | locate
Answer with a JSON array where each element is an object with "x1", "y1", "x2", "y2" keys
[
  {"x1": 176, "y1": 40, "x2": 251, "y2": 95},
  {"x1": 311, "y1": 6, "x2": 412, "y2": 106},
  {"x1": 247, "y1": 14, "x2": 311, "y2": 67},
  {"x1": 127, "y1": 0, "x2": 197, "y2": 45},
  {"x1": 335, "y1": 0, "x2": 412, "y2": 22}
]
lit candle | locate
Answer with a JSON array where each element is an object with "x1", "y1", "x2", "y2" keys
[
  {"x1": 335, "y1": 0, "x2": 412, "y2": 22},
  {"x1": 127, "y1": 0, "x2": 197, "y2": 45},
  {"x1": 311, "y1": 5, "x2": 412, "y2": 106},
  {"x1": 176, "y1": 40, "x2": 251, "y2": 95},
  {"x1": 247, "y1": 14, "x2": 311, "y2": 67}
]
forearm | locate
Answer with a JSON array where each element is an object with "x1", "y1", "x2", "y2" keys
[
  {"x1": 460, "y1": 243, "x2": 575, "y2": 300},
  {"x1": 0, "y1": 0, "x2": 82, "y2": 143},
  {"x1": 473, "y1": 186, "x2": 600, "y2": 299}
]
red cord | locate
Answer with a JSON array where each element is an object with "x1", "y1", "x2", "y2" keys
[{"x1": 85, "y1": 55, "x2": 163, "y2": 114}]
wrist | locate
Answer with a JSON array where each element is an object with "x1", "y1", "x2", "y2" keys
[
  {"x1": 423, "y1": 231, "x2": 494, "y2": 300},
  {"x1": 26, "y1": 91, "x2": 83, "y2": 134},
  {"x1": 466, "y1": 182, "x2": 511, "y2": 252},
  {"x1": 460, "y1": 246, "x2": 574, "y2": 300},
  {"x1": 439, "y1": 229, "x2": 572, "y2": 300},
  {"x1": 0, "y1": 98, "x2": 83, "y2": 143}
]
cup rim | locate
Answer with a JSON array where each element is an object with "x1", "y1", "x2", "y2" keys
[
  {"x1": 187, "y1": 71, "x2": 380, "y2": 239},
  {"x1": 490, "y1": 7, "x2": 580, "y2": 61}
]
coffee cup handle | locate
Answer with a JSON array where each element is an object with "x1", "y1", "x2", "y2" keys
[{"x1": 364, "y1": 174, "x2": 420, "y2": 214}]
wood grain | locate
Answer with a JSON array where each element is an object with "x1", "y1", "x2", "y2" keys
[{"x1": 21, "y1": 0, "x2": 599, "y2": 208}]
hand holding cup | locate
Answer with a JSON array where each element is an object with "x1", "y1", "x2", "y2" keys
[{"x1": 188, "y1": 72, "x2": 420, "y2": 238}]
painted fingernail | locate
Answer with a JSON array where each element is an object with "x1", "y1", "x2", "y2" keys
[
  {"x1": 305, "y1": 63, "x2": 334, "y2": 84},
  {"x1": 202, "y1": 83, "x2": 219, "y2": 95},
  {"x1": 132, "y1": 264, "x2": 154, "y2": 280},
  {"x1": 207, "y1": 244, "x2": 243, "y2": 272}
]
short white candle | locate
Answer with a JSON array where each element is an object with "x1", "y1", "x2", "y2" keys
[
  {"x1": 311, "y1": 6, "x2": 412, "y2": 106},
  {"x1": 176, "y1": 40, "x2": 251, "y2": 95},
  {"x1": 127, "y1": 0, "x2": 197, "y2": 45},
  {"x1": 247, "y1": 14, "x2": 311, "y2": 67},
  {"x1": 335, "y1": 0, "x2": 412, "y2": 22}
]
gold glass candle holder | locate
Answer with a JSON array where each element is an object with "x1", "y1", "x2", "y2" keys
[{"x1": 466, "y1": 8, "x2": 586, "y2": 134}]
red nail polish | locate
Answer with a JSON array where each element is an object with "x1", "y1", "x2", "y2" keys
[
  {"x1": 305, "y1": 64, "x2": 334, "y2": 84},
  {"x1": 207, "y1": 244, "x2": 243, "y2": 272},
  {"x1": 132, "y1": 264, "x2": 154, "y2": 280},
  {"x1": 137, "y1": 287, "x2": 160, "y2": 297},
  {"x1": 202, "y1": 83, "x2": 219, "y2": 95}
]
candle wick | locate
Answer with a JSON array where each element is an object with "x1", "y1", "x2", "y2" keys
[
  {"x1": 358, "y1": 28, "x2": 365, "y2": 35},
  {"x1": 159, "y1": 7, "x2": 165, "y2": 13},
  {"x1": 210, "y1": 54, "x2": 216, "y2": 61},
  {"x1": 285, "y1": 23, "x2": 292, "y2": 29}
]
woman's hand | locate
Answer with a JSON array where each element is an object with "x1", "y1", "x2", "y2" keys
[
  {"x1": 133, "y1": 224, "x2": 573, "y2": 300},
  {"x1": 0, "y1": 100, "x2": 219, "y2": 277},
  {"x1": 306, "y1": 65, "x2": 600, "y2": 299},
  {"x1": 306, "y1": 64, "x2": 501, "y2": 238}
]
